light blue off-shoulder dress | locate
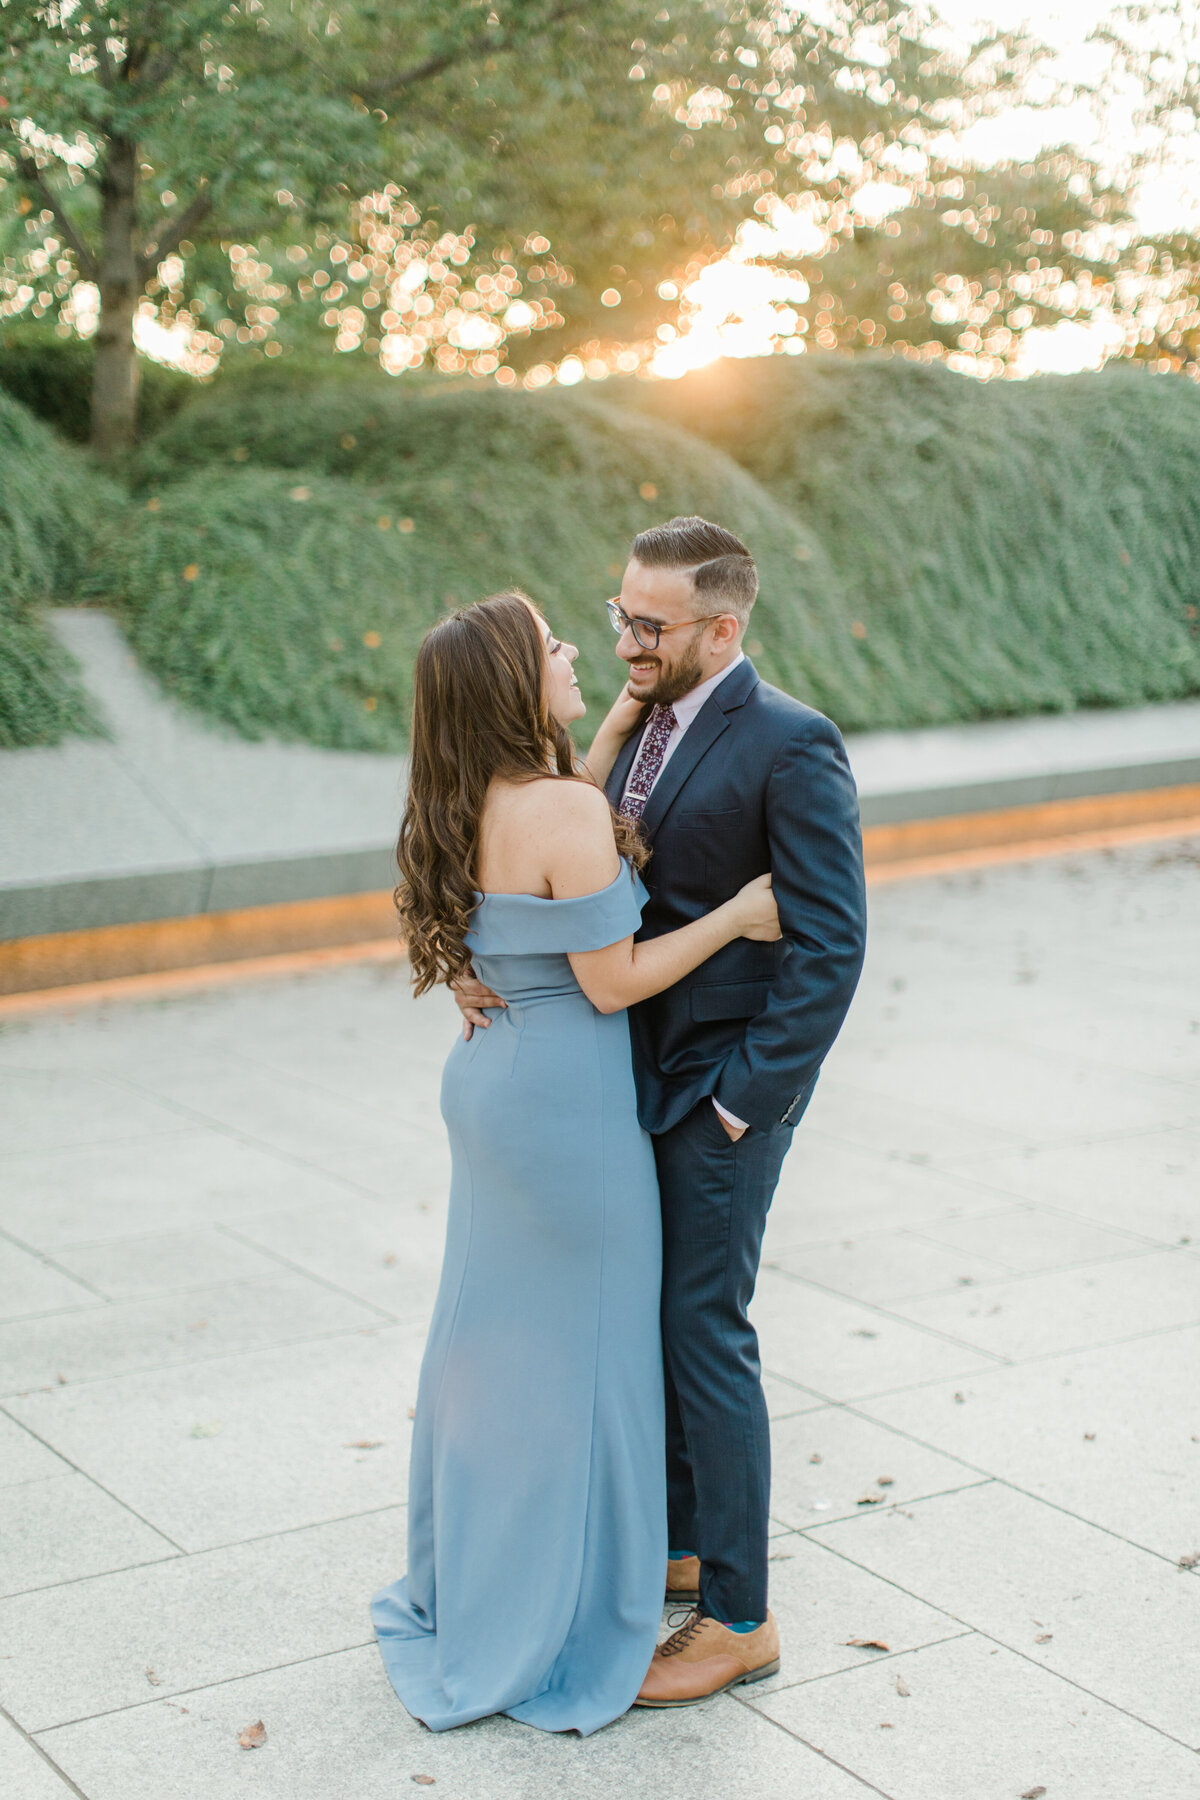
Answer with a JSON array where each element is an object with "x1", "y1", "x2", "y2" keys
[{"x1": 371, "y1": 863, "x2": 666, "y2": 1735}]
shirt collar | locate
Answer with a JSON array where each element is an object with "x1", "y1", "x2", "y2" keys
[{"x1": 669, "y1": 651, "x2": 746, "y2": 730}]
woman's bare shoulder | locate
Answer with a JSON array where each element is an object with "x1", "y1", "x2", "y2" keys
[{"x1": 495, "y1": 775, "x2": 610, "y2": 826}]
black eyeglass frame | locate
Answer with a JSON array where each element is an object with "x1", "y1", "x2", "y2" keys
[{"x1": 605, "y1": 597, "x2": 729, "y2": 651}]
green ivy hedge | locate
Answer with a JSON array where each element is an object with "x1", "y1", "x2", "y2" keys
[
  {"x1": 0, "y1": 393, "x2": 114, "y2": 746},
  {"x1": 629, "y1": 353, "x2": 1200, "y2": 719},
  {"x1": 10, "y1": 348, "x2": 1199, "y2": 753},
  {"x1": 112, "y1": 385, "x2": 872, "y2": 748}
]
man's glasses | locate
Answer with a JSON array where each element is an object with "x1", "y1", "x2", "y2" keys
[{"x1": 606, "y1": 598, "x2": 726, "y2": 652}]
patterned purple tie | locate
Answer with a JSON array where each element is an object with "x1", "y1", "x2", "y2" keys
[{"x1": 620, "y1": 703, "x2": 678, "y2": 822}]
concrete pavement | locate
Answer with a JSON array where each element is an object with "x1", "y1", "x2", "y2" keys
[{"x1": 1, "y1": 832, "x2": 1198, "y2": 1798}]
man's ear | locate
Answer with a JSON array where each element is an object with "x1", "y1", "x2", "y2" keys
[{"x1": 712, "y1": 613, "x2": 742, "y2": 652}]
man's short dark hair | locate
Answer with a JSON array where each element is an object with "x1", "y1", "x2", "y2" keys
[{"x1": 630, "y1": 516, "x2": 758, "y2": 627}]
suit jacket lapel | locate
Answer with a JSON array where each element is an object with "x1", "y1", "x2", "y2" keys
[
  {"x1": 603, "y1": 660, "x2": 761, "y2": 834},
  {"x1": 639, "y1": 658, "x2": 760, "y2": 837},
  {"x1": 639, "y1": 701, "x2": 729, "y2": 837}
]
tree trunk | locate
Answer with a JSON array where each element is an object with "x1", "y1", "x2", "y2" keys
[{"x1": 90, "y1": 135, "x2": 141, "y2": 460}]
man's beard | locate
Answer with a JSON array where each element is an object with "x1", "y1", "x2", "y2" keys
[{"x1": 630, "y1": 635, "x2": 706, "y2": 707}]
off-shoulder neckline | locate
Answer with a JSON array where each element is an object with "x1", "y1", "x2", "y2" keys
[{"x1": 472, "y1": 863, "x2": 631, "y2": 907}]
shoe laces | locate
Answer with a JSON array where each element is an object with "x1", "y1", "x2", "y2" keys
[{"x1": 659, "y1": 1608, "x2": 707, "y2": 1657}]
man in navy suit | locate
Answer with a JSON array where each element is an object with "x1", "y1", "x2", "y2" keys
[{"x1": 457, "y1": 517, "x2": 866, "y2": 1704}]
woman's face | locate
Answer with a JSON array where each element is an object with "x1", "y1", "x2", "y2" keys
[{"x1": 530, "y1": 604, "x2": 585, "y2": 727}]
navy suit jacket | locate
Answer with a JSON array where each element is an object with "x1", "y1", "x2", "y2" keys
[{"x1": 604, "y1": 659, "x2": 867, "y2": 1137}]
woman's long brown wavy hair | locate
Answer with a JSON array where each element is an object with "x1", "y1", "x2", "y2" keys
[{"x1": 397, "y1": 591, "x2": 648, "y2": 995}]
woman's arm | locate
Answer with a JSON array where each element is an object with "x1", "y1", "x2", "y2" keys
[
  {"x1": 583, "y1": 685, "x2": 648, "y2": 789},
  {"x1": 546, "y1": 785, "x2": 778, "y2": 1015}
]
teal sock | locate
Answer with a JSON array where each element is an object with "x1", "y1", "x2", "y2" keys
[
  {"x1": 721, "y1": 1620, "x2": 762, "y2": 1633},
  {"x1": 667, "y1": 1550, "x2": 697, "y2": 1561}
]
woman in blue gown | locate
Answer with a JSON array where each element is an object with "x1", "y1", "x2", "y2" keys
[{"x1": 371, "y1": 592, "x2": 778, "y2": 1735}]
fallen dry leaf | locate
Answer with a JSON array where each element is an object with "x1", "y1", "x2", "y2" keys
[
  {"x1": 1177, "y1": 1552, "x2": 1199, "y2": 1570},
  {"x1": 238, "y1": 1720, "x2": 267, "y2": 1750},
  {"x1": 1021, "y1": 1788, "x2": 1047, "y2": 1799},
  {"x1": 1083, "y1": 1432, "x2": 1096, "y2": 1441},
  {"x1": 145, "y1": 1667, "x2": 161, "y2": 1686},
  {"x1": 845, "y1": 1638, "x2": 890, "y2": 1652},
  {"x1": 895, "y1": 1675, "x2": 911, "y2": 1697},
  {"x1": 857, "y1": 1493, "x2": 886, "y2": 1505},
  {"x1": 877, "y1": 1476, "x2": 894, "y2": 1486},
  {"x1": 383, "y1": 1253, "x2": 397, "y2": 1266},
  {"x1": 878, "y1": 1721, "x2": 894, "y2": 1729},
  {"x1": 345, "y1": 1439, "x2": 384, "y2": 1450},
  {"x1": 851, "y1": 1328, "x2": 878, "y2": 1338},
  {"x1": 953, "y1": 1391, "x2": 965, "y2": 1404},
  {"x1": 809, "y1": 1452, "x2": 823, "y2": 1464},
  {"x1": 1034, "y1": 1632, "x2": 1053, "y2": 1644},
  {"x1": 411, "y1": 1778, "x2": 436, "y2": 1787}
]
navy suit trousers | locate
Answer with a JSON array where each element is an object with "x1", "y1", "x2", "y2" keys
[{"x1": 654, "y1": 1099, "x2": 792, "y2": 1624}]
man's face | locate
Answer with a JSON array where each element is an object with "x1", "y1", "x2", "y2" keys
[{"x1": 615, "y1": 558, "x2": 719, "y2": 706}]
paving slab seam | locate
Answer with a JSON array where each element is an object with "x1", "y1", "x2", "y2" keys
[
  {"x1": 982, "y1": 1025, "x2": 1200, "y2": 1093},
  {"x1": 727, "y1": 1689, "x2": 900, "y2": 1798},
  {"x1": 769, "y1": 1202, "x2": 1044, "y2": 1256},
  {"x1": 213, "y1": 1222, "x2": 404, "y2": 1325},
  {"x1": 775, "y1": 1476, "x2": 994, "y2": 1537},
  {"x1": 968, "y1": 1311, "x2": 1200, "y2": 1373},
  {"x1": 0, "y1": 1320, "x2": 398, "y2": 1403},
  {"x1": 892, "y1": 1237, "x2": 1166, "y2": 1289},
  {"x1": 763, "y1": 1363, "x2": 1002, "y2": 1410},
  {"x1": 0, "y1": 1704, "x2": 93, "y2": 1800},
  {"x1": 929, "y1": 1114, "x2": 1200, "y2": 1174},
  {"x1": 0, "y1": 1402, "x2": 188, "y2": 1556},
  {"x1": 902, "y1": 1212, "x2": 1173, "y2": 1259},
  {"x1": 213, "y1": 1044, "x2": 430, "y2": 1122},
  {"x1": 739, "y1": 1628, "x2": 975, "y2": 1697},
  {"x1": 130, "y1": 1496, "x2": 409, "y2": 1560},
  {"x1": 96, "y1": 1056, "x2": 405, "y2": 1138},
  {"x1": 768, "y1": 1238, "x2": 1169, "y2": 1306},
  {"x1": 2, "y1": 1546, "x2": 188, "y2": 1603},
  {"x1": 0, "y1": 1225, "x2": 115, "y2": 1305},
  {"x1": 31, "y1": 1639, "x2": 380, "y2": 1738},
  {"x1": 764, "y1": 1265, "x2": 1016, "y2": 1366},
  {"x1": 807, "y1": 1436, "x2": 1200, "y2": 1574},
  {"x1": 791, "y1": 1530, "x2": 1200, "y2": 1754},
  {"x1": 913, "y1": 1182, "x2": 1195, "y2": 1252},
  {"x1": 55, "y1": 1070, "x2": 423, "y2": 1208},
  {"x1": 103, "y1": 739, "x2": 216, "y2": 868},
  {"x1": 767, "y1": 1258, "x2": 1200, "y2": 1363},
  {"x1": 0, "y1": 1297, "x2": 109, "y2": 1328}
]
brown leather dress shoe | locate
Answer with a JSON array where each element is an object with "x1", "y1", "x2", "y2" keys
[
  {"x1": 635, "y1": 1609, "x2": 780, "y2": 1706},
  {"x1": 665, "y1": 1554, "x2": 700, "y2": 1603}
]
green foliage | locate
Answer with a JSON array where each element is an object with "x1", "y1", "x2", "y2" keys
[
  {"x1": 116, "y1": 357, "x2": 1200, "y2": 750},
  {"x1": 114, "y1": 380, "x2": 871, "y2": 747},
  {"x1": 3, "y1": 0, "x2": 1128, "y2": 421},
  {"x1": 629, "y1": 353, "x2": 1200, "y2": 719},
  {"x1": 0, "y1": 325, "x2": 194, "y2": 444},
  {"x1": 0, "y1": 392, "x2": 114, "y2": 745}
]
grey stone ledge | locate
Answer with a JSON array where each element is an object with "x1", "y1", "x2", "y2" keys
[{"x1": 3, "y1": 610, "x2": 1199, "y2": 940}]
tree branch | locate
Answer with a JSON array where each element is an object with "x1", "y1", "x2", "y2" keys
[
  {"x1": 139, "y1": 179, "x2": 213, "y2": 278},
  {"x1": 360, "y1": 0, "x2": 590, "y2": 106},
  {"x1": 8, "y1": 134, "x2": 98, "y2": 281}
]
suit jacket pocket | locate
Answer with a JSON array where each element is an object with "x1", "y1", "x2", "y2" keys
[
  {"x1": 675, "y1": 807, "x2": 742, "y2": 828},
  {"x1": 691, "y1": 979, "x2": 771, "y2": 1022}
]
